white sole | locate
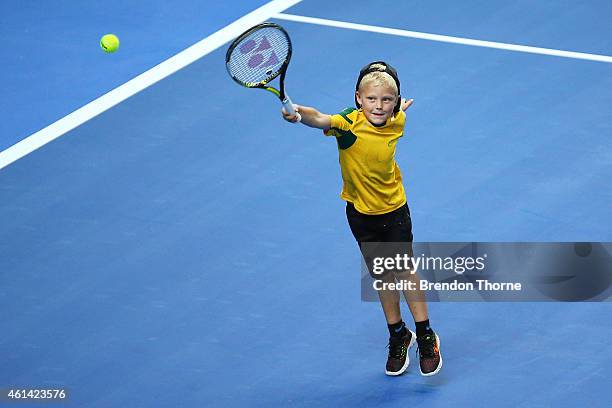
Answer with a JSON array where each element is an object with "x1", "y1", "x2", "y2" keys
[
  {"x1": 420, "y1": 333, "x2": 443, "y2": 377},
  {"x1": 385, "y1": 330, "x2": 416, "y2": 376}
]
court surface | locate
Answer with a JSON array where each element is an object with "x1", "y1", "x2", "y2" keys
[{"x1": 1, "y1": 1, "x2": 611, "y2": 407}]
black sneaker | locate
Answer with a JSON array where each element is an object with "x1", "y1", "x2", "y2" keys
[
  {"x1": 417, "y1": 332, "x2": 442, "y2": 376},
  {"x1": 385, "y1": 329, "x2": 416, "y2": 376}
]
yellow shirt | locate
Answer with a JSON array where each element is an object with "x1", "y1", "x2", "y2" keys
[{"x1": 324, "y1": 108, "x2": 407, "y2": 215}]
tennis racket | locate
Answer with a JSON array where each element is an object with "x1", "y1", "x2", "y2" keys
[{"x1": 226, "y1": 22, "x2": 299, "y2": 119}]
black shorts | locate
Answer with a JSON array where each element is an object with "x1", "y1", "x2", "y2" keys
[
  {"x1": 346, "y1": 201, "x2": 414, "y2": 244},
  {"x1": 346, "y1": 202, "x2": 414, "y2": 278}
]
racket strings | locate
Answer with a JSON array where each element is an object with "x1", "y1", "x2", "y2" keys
[{"x1": 227, "y1": 27, "x2": 290, "y2": 86}]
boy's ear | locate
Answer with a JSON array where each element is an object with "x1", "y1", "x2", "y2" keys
[{"x1": 355, "y1": 91, "x2": 362, "y2": 107}]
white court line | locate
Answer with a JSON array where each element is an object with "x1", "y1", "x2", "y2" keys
[
  {"x1": 275, "y1": 13, "x2": 612, "y2": 64},
  {"x1": 0, "y1": 0, "x2": 303, "y2": 171}
]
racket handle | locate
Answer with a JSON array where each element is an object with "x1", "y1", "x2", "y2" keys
[
  {"x1": 282, "y1": 95, "x2": 301, "y2": 123},
  {"x1": 282, "y1": 95, "x2": 296, "y2": 115}
]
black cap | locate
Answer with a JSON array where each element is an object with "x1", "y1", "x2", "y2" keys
[{"x1": 355, "y1": 61, "x2": 401, "y2": 113}]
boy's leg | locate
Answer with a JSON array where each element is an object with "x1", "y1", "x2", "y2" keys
[
  {"x1": 376, "y1": 271, "x2": 402, "y2": 324},
  {"x1": 345, "y1": 203, "x2": 405, "y2": 324},
  {"x1": 384, "y1": 204, "x2": 442, "y2": 377},
  {"x1": 376, "y1": 272, "x2": 416, "y2": 376},
  {"x1": 394, "y1": 268, "x2": 428, "y2": 322},
  {"x1": 395, "y1": 268, "x2": 442, "y2": 376}
]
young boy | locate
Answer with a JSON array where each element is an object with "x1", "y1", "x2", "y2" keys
[{"x1": 282, "y1": 61, "x2": 442, "y2": 376}]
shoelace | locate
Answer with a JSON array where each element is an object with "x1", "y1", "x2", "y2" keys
[
  {"x1": 387, "y1": 337, "x2": 407, "y2": 359},
  {"x1": 417, "y1": 334, "x2": 436, "y2": 358}
]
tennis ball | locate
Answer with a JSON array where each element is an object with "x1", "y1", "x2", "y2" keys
[{"x1": 100, "y1": 34, "x2": 119, "y2": 53}]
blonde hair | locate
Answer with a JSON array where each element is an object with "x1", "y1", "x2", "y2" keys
[{"x1": 358, "y1": 64, "x2": 398, "y2": 94}]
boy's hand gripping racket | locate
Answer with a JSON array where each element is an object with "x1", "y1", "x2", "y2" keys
[{"x1": 226, "y1": 22, "x2": 300, "y2": 120}]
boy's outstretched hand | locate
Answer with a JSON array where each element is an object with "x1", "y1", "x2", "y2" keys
[
  {"x1": 282, "y1": 106, "x2": 302, "y2": 123},
  {"x1": 401, "y1": 98, "x2": 415, "y2": 111}
]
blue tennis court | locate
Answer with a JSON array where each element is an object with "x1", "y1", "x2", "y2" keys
[{"x1": 1, "y1": 1, "x2": 611, "y2": 406}]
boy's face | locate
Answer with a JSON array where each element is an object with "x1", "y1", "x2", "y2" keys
[{"x1": 356, "y1": 83, "x2": 398, "y2": 126}]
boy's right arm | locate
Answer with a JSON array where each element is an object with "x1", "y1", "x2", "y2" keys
[{"x1": 282, "y1": 105, "x2": 331, "y2": 130}]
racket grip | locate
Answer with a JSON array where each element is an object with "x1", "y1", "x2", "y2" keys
[{"x1": 282, "y1": 95, "x2": 296, "y2": 115}]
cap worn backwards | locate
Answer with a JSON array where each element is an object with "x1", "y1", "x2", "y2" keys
[{"x1": 354, "y1": 61, "x2": 402, "y2": 113}]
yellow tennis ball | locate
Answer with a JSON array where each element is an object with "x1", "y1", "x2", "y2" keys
[{"x1": 100, "y1": 34, "x2": 119, "y2": 53}]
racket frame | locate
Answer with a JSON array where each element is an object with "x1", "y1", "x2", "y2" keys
[{"x1": 225, "y1": 22, "x2": 296, "y2": 114}]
